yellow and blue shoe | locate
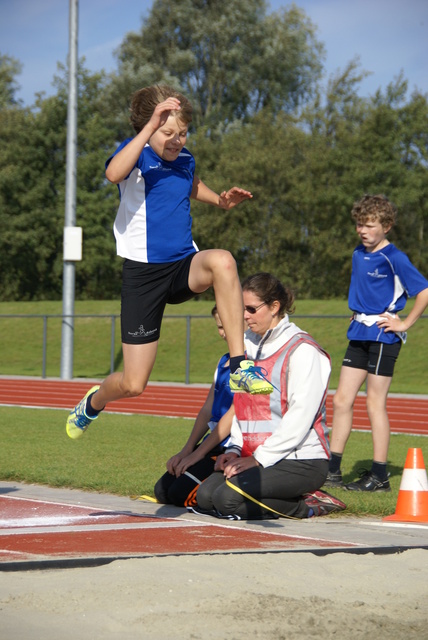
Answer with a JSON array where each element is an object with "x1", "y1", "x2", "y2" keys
[
  {"x1": 66, "y1": 385, "x2": 100, "y2": 439},
  {"x1": 229, "y1": 360, "x2": 274, "y2": 395}
]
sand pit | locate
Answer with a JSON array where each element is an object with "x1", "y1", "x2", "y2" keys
[{"x1": 1, "y1": 548, "x2": 427, "y2": 639}]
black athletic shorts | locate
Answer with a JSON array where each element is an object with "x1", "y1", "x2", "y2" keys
[
  {"x1": 342, "y1": 340, "x2": 402, "y2": 377},
  {"x1": 121, "y1": 254, "x2": 197, "y2": 344}
]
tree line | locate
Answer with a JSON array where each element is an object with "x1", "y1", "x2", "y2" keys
[{"x1": 1, "y1": 0, "x2": 427, "y2": 302}]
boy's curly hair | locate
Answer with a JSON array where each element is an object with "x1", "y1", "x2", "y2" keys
[
  {"x1": 351, "y1": 194, "x2": 397, "y2": 229},
  {"x1": 129, "y1": 84, "x2": 193, "y2": 134}
]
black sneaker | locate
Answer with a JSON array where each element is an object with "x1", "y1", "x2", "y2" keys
[
  {"x1": 323, "y1": 470, "x2": 344, "y2": 488},
  {"x1": 344, "y1": 470, "x2": 391, "y2": 492},
  {"x1": 304, "y1": 490, "x2": 347, "y2": 516},
  {"x1": 186, "y1": 506, "x2": 241, "y2": 520}
]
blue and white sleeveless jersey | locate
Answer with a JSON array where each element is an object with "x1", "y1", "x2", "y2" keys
[
  {"x1": 347, "y1": 243, "x2": 428, "y2": 343},
  {"x1": 107, "y1": 140, "x2": 198, "y2": 263}
]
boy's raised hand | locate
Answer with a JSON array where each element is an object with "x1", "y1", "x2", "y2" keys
[
  {"x1": 149, "y1": 97, "x2": 181, "y2": 131},
  {"x1": 219, "y1": 187, "x2": 253, "y2": 210}
]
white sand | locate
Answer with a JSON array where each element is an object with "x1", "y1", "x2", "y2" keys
[{"x1": 1, "y1": 549, "x2": 427, "y2": 640}]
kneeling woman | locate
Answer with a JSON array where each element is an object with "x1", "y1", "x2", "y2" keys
[{"x1": 196, "y1": 272, "x2": 346, "y2": 519}]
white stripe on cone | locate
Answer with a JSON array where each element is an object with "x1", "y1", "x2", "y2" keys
[{"x1": 398, "y1": 468, "x2": 428, "y2": 492}]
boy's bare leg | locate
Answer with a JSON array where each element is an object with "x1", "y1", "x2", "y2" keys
[
  {"x1": 90, "y1": 341, "x2": 158, "y2": 411},
  {"x1": 365, "y1": 373, "x2": 393, "y2": 462},
  {"x1": 330, "y1": 366, "x2": 367, "y2": 454},
  {"x1": 189, "y1": 249, "x2": 245, "y2": 357}
]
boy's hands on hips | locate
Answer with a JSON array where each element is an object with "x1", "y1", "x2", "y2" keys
[{"x1": 377, "y1": 313, "x2": 405, "y2": 333}]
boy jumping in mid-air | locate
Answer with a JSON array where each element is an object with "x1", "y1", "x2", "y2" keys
[
  {"x1": 325, "y1": 194, "x2": 428, "y2": 492},
  {"x1": 67, "y1": 84, "x2": 273, "y2": 440}
]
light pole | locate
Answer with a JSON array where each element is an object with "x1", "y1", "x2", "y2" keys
[{"x1": 60, "y1": 0, "x2": 81, "y2": 379}]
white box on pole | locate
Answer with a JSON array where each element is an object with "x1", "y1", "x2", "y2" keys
[{"x1": 63, "y1": 226, "x2": 82, "y2": 261}]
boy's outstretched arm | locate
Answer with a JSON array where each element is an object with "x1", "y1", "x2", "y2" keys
[
  {"x1": 378, "y1": 287, "x2": 428, "y2": 333},
  {"x1": 191, "y1": 176, "x2": 252, "y2": 209}
]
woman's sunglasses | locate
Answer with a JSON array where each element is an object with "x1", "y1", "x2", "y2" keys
[{"x1": 244, "y1": 302, "x2": 267, "y2": 314}]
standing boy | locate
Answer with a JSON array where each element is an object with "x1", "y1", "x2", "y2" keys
[
  {"x1": 66, "y1": 85, "x2": 272, "y2": 440},
  {"x1": 325, "y1": 194, "x2": 428, "y2": 491}
]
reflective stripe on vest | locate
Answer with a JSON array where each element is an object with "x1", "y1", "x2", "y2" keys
[{"x1": 234, "y1": 333, "x2": 331, "y2": 456}]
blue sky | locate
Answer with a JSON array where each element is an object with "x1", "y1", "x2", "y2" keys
[{"x1": 1, "y1": 0, "x2": 427, "y2": 106}]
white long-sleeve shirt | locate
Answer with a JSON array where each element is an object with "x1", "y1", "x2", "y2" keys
[{"x1": 227, "y1": 316, "x2": 331, "y2": 467}]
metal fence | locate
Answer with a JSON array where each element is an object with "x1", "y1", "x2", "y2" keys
[
  {"x1": 1, "y1": 313, "x2": 424, "y2": 385},
  {"x1": 0, "y1": 313, "x2": 204, "y2": 382}
]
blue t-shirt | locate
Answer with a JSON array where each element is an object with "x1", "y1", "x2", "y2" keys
[
  {"x1": 347, "y1": 243, "x2": 428, "y2": 343},
  {"x1": 107, "y1": 140, "x2": 197, "y2": 263},
  {"x1": 209, "y1": 352, "x2": 233, "y2": 448},
  {"x1": 211, "y1": 352, "x2": 233, "y2": 423}
]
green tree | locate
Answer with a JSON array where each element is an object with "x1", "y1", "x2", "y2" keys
[
  {"x1": 189, "y1": 64, "x2": 428, "y2": 298},
  {"x1": 2, "y1": 10, "x2": 427, "y2": 303},
  {"x1": 351, "y1": 79, "x2": 428, "y2": 276},
  {"x1": 111, "y1": 0, "x2": 324, "y2": 131},
  {"x1": 0, "y1": 62, "x2": 121, "y2": 301},
  {"x1": 53, "y1": 63, "x2": 123, "y2": 298},
  {"x1": 185, "y1": 64, "x2": 362, "y2": 296},
  {"x1": 0, "y1": 53, "x2": 22, "y2": 108}
]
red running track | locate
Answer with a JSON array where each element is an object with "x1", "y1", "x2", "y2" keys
[
  {"x1": 0, "y1": 495, "x2": 356, "y2": 564},
  {"x1": 0, "y1": 378, "x2": 427, "y2": 435},
  {"x1": 0, "y1": 379, "x2": 426, "y2": 565}
]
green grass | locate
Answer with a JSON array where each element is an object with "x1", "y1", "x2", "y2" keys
[
  {"x1": 1, "y1": 406, "x2": 427, "y2": 518},
  {"x1": 0, "y1": 407, "x2": 189, "y2": 498},
  {"x1": 0, "y1": 299, "x2": 426, "y2": 392}
]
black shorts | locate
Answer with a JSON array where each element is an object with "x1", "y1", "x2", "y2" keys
[
  {"x1": 121, "y1": 255, "x2": 197, "y2": 344},
  {"x1": 342, "y1": 340, "x2": 401, "y2": 377}
]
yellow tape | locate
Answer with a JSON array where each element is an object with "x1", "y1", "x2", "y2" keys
[
  {"x1": 225, "y1": 478, "x2": 299, "y2": 520},
  {"x1": 130, "y1": 494, "x2": 159, "y2": 503}
]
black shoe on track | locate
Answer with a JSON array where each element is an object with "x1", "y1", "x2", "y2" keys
[
  {"x1": 323, "y1": 470, "x2": 344, "y2": 488},
  {"x1": 344, "y1": 470, "x2": 391, "y2": 492}
]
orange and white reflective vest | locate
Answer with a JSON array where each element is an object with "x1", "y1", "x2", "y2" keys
[{"x1": 229, "y1": 327, "x2": 331, "y2": 467}]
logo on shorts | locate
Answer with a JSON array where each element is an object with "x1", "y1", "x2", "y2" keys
[{"x1": 128, "y1": 325, "x2": 157, "y2": 338}]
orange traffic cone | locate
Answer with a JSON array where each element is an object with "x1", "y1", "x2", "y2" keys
[{"x1": 384, "y1": 448, "x2": 428, "y2": 523}]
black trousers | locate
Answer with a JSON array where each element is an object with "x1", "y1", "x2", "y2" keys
[
  {"x1": 196, "y1": 458, "x2": 329, "y2": 519},
  {"x1": 154, "y1": 447, "x2": 224, "y2": 507}
]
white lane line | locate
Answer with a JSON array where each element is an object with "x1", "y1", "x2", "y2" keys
[
  {"x1": 1, "y1": 494, "x2": 117, "y2": 511},
  {"x1": 0, "y1": 520, "x2": 211, "y2": 536}
]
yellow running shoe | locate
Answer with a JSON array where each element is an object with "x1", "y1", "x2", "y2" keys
[
  {"x1": 229, "y1": 360, "x2": 274, "y2": 394},
  {"x1": 66, "y1": 385, "x2": 100, "y2": 439}
]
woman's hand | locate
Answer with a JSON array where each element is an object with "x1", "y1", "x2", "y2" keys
[
  {"x1": 214, "y1": 452, "x2": 238, "y2": 472},
  {"x1": 218, "y1": 454, "x2": 259, "y2": 478}
]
